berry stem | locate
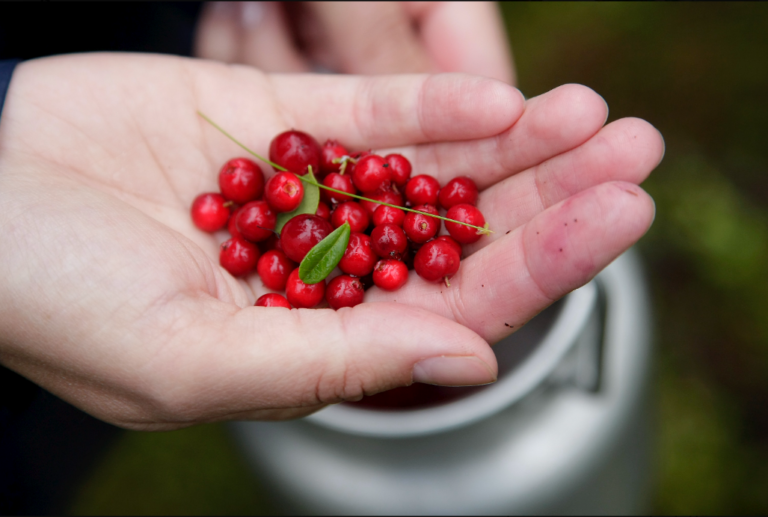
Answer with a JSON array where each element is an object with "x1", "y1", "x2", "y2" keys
[{"x1": 197, "y1": 111, "x2": 493, "y2": 234}]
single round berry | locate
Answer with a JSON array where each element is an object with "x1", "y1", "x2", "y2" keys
[
  {"x1": 326, "y1": 275, "x2": 365, "y2": 310},
  {"x1": 338, "y1": 233, "x2": 377, "y2": 277},
  {"x1": 321, "y1": 172, "x2": 356, "y2": 204},
  {"x1": 352, "y1": 154, "x2": 391, "y2": 194},
  {"x1": 371, "y1": 224, "x2": 408, "y2": 260},
  {"x1": 384, "y1": 154, "x2": 412, "y2": 188},
  {"x1": 264, "y1": 171, "x2": 304, "y2": 213},
  {"x1": 219, "y1": 236, "x2": 260, "y2": 277},
  {"x1": 372, "y1": 205, "x2": 405, "y2": 227},
  {"x1": 438, "y1": 176, "x2": 479, "y2": 210},
  {"x1": 320, "y1": 139, "x2": 349, "y2": 176},
  {"x1": 434, "y1": 235, "x2": 463, "y2": 259},
  {"x1": 227, "y1": 205, "x2": 244, "y2": 238},
  {"x1": 445, "y1": 204, "x2": 487, "y2": 245},
  {"x1": 191, "y1": 193, "x2": 230, "y2": 232},
  {"x1": 286, "y1": 269, "x2": 326, "y2": 308},
  {"x1": 331, "y1": 201, "x2": 370, "y2": 233},
  {"x1": 345, "y1": 150, "x2": 371, "y2": 177},
  {"x1": 372, "y1": 259, "x2": 409, "y2": 291},
  {"x1": 403, "y1": 204, "x2": 440, "y2": 244},
  {"x1": 269, "y1": 130, "x2": 321, "y2": 175},
  {"x1": 256, "y1": 250, "x2": 296, "y2": 291},
  {"x1": 280, "y1": 214, "x2": 334, "y2": 263},
  {"x1": 360, "y1": 190, "x2": 404, "y2": 217},
  {"x1": 218, "y1": 158, "x2": 265, "y2": 204},
  {"x1": 414, "y1": 239, "x2": 460, "y2": 283},
  {"x1": 315, "y1": 201, "x2": 331, "y2": 221},
  {"x1": 405, "y1": 175, "x2": 440, "y2": 206},
  {"x1": 237, "y1": 200, "x2": 277, "y2": 242},
  {"x1": 255, "y1": 293, "x2": 292, "y2": 308}
]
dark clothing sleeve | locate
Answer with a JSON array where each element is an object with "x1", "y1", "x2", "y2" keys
[{"x1": 0, "y1": 59, "x2": 18, "y2": 123}]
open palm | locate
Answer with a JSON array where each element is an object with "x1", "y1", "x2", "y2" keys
[{"x1": 0, "y1": 53, "x2": 662, "y2": 430}]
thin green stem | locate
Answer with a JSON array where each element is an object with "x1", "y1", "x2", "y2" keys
[{"x1": 197, "y1": 111, "x2": 493, "y2": 235}]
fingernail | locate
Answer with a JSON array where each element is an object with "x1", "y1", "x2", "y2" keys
[
  {"x1": 412, "y1": 356, "x2": 497, "y2": 387},
  {"x1": 240, "y1": 1, "x2": 265, "y2": 28}
]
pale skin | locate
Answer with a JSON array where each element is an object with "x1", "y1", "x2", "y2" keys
[{"x1": 0, "y1": 53, "x2": 662, "y2": 431}]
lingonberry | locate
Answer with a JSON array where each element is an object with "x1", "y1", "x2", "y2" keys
[
  {"x1": 352, "y1": 154, "x2": 391, "y2": 194},
  {"x1": 434, "y1": 235, "x2": 463, "y2": 259},
  {"x1": 338, "y1": 233, "x2": 377, "y2": 277},
  {"x1": 280, "y1": 214, "x2": 334, "y2": 263},
  {"x1": 445, "y1": 204, "x2": 486, "y2": 245},
  {"x1": 227, "y1": 205, "x2": 244, "y2": 238},
  {"x1": 269, "y1": 130, "x2": 321, "y2": 175},
  {"x1": 371, "y1": 224, "x2": 408, "y2": 260},
  {"x1": 438, "y1": 176, "x2": 479, "y2": 210},
  {"x1": 372, "y1": 205, "x2": 405, "y2": 227},
  {"x1": 405, "y1": 175, "x2": 440, "y2": 206},
  {"x1": 255, "y1": 293, "x2": 291, "y2": 309},
  {"x1": 326, "y1": 275, "x2": 365, "y2": 310},
  {"x1": 237, "y1": 200, "x2": 277, "y2": 242},
  {"x1": 286, "y1": 269, "x2": 326, "y2": 308},
  {"x1": 403, "y1": 204, "x2": 440, "y2": 244},
  {"x1": 360, "y1": 190, "x2": 404, "y2": 217},
  {"x1": 315, "y1": 201, "x2": 331, "y2": 221},
  {"x1": 384, "y1": 154, "x2": 412, "y2": 188},
  {"x1": 219, "y1": 236, "x2": 260, "y2": 277},
  {"x1": 320, "y1": 139, "x2": 349, "y2": 177},
  {"x1": 218, "y1": 158, "x2": 264, "y2": 204},
  {"x1": 331, "y1": 201, "x2": 370, "y2": 233},
  {"x1": 264, "y1": 171, "x2": 304, "y2": 213},
  {"x1": 191, "y1": 192, "x2": 230, "y2": 232},
  {"x1": 256, "y1": 250, "x2": 296, "y2": 291},
  {"x1": 372, "y1": 259, "x2": 409, "y2": 291},
  {"x1": 321, "y1": 172, "x2": 356, "y2": 204},
  {"x1": 414, "y1": 239, "x2": 460, "y2": 283}
]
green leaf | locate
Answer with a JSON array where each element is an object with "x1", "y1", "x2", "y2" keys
[
  {"x1": 299, "y1": 221, "x2": 351, "y2": 284},
  {"x1": 275, "y1": 169, "x2": 320, "y2": 234}
]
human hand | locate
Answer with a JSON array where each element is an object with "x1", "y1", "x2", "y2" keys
[
  {"x1": 0, "y1": 54, "x2": 662, "y2": 430},
  {"x1": 194, "y1": 1, "x2": 515, "y2": 83}
]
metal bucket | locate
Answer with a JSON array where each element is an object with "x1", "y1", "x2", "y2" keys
[{"x1": 230, "y1": 249, "x2": 653, "y2": 515}]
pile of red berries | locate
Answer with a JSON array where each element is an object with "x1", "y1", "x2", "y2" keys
[{"x1": 190, "y1": 130, "x2": 487, "y2": 310}]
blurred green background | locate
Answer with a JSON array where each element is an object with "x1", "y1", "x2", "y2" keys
[{"x1": 65, "y1": 2, "x2": 768, "y2": 515}]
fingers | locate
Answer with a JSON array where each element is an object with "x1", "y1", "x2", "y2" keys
[
  {"x1": 365, "y1": 181, "x2": 655, "y2": 344},
  {"x1": 405, "y1": 1, "x2": 516, "y2": 84},
  {"x1": 143, "y1": 300, "x2": 497, "y2": 425}
]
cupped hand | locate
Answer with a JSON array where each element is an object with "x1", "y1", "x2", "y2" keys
[
  {"x1": 194, "y1": 1, "x2": 515, "y2": 83},
  {"x1": 0, "y1": 53, "x2": 662, "y2": 430}
]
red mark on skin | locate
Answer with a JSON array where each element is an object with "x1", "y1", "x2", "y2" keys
[{"x1": 624, "y1": 189, "x2": 638, "y2": 197}]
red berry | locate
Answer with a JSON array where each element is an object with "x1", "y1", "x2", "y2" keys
[
  {"x1": 326, "y1": 275, "x2": 365, "y2": 310},
  {"x1": 352, "y1": 154, "x2": 391, "y2": 194},
  {"x1": 280, "y1": 214, "x2": 334, "y2": 263},
  {"x1": 264, "y1": 171, "x2": 304, "y2": 213},
  {"x1": 219, "y1": 236, "x2": 260, "y2": 277},
  {"x1": 269, "y1": 130, "x2": 321, "y2": 176},
  {"x1": 338, "y1": 233, "x2": 377, "y2": 277},
  {"x1": 403, "y1": 204, "x2": 440, "y2": 244},
  {"x1": 321, "y1": 172, "x2": 356, "y2": 204},
  {"x1": 331, "y1": 202, "x2": 370, "y2": 233},
  {"x1": 237, "y1": 200, "x2": 277, "y2": 242},
  {"x1": 315, "y1": 201, "x2": 331, "y2": 221},
  {"x1": 445, "y1": 204, "x2": 486, "y2": 245},
  {"x1": 434, "y1": 235, "x2": 463, "y2": 259},
  {"x1": 286, "y1": 269, "x2": 326, "y2": 308},
  {"x1": 227, "y1": 205, "x2": 244, "y2": 238},
  {"x1": 255, "y1": 293, "x2": 292, "y2": 309},
  {"x1": 372, "y1": 259, "x2": 409, "y2": 291},
  {"x1": 371, "y1": 224, "x2": 408, "y2": 260},
  {"x1": 218, "y1": 158, "x2": 265, "y2": 204},
  {"x1": 438, "y1": 176, "x2": 479, "y2": 210},
  {"x1": 414, "y1": 239, "x2": 460, "y2": 283},
  {"x1": 320, "y1": 139, "x2": 349, "y2": 176},
  {"x1": 256, "y1": 250, "x2": 296, "y2": 291},
  {"x1": 384, "y1": 154, "x2": 412, "y2": 188},
  {"x1": 372, "y1": 205, "x2": 405, "y2": 227},
  {"x1": 360, "y1": 190, "x2": 404, "y2": 217},
  {"x1": 260, "y1": 233, "x2": 283, "y2": 253},
  {"x1": 405, "y1": 175, "x2": 440, "y2": 206},
  {"x1": 191, "y1": 193, "x2": 230, "y2": 232}
]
